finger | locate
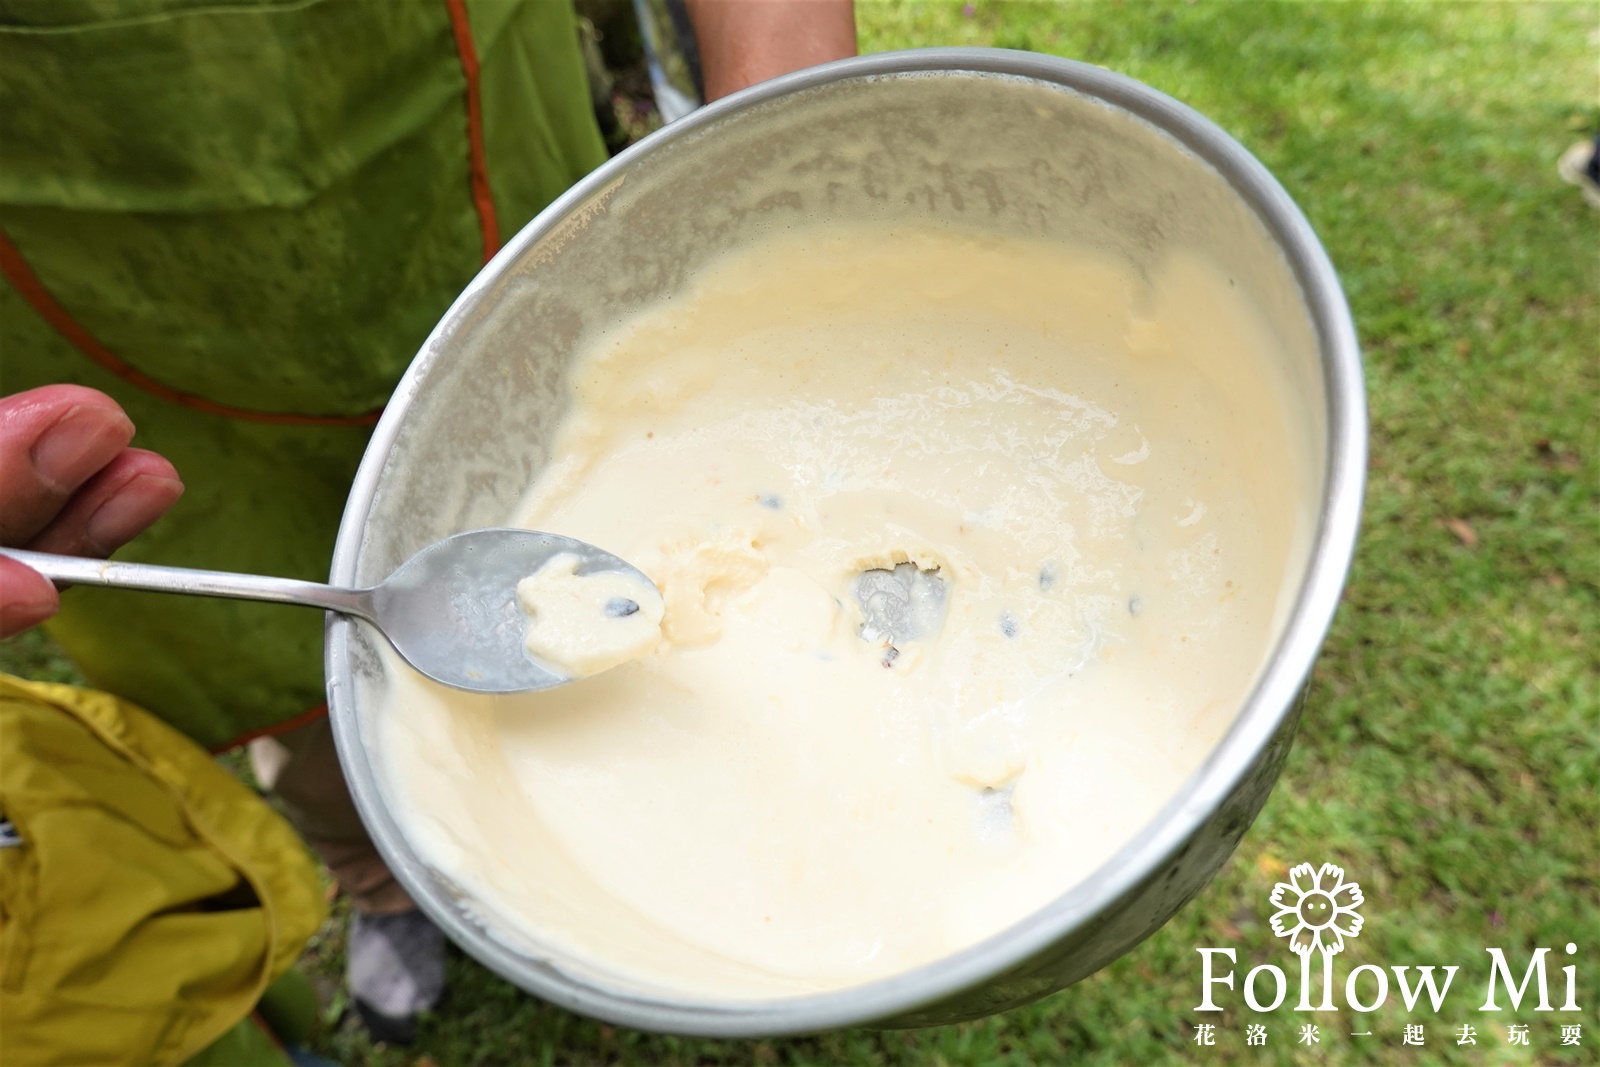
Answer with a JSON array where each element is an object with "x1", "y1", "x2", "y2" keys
[
  {"x1": 0, "y1": 553, "x2": 60, "y2": 638},
  {"x1": 28, "y1": 449, "x2": 185, "y2": 558},
  {"x1": 0, "y1": 385, "x2": 135, "y2": 545}
]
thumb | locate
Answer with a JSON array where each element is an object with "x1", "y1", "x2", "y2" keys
[{"x1": 0, "y1": 553, "x2": 60, "y2": 638}]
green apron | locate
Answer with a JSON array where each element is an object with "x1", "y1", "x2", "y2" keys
[{"x1": 0, "y1": 0, "x2": 607, "y2": 748}]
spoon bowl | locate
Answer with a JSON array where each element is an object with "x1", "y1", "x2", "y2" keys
[
  {"x1": 371, "y1": 530, "x2": 655, "y2": 692},
  {"x1": 2, "y1": 529, "x2": 652, "y2": 694}
]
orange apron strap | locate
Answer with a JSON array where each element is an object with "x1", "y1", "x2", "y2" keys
[
  {"x1": 0, "y1": 228, "x2": 384, "y2": 427},
  {"x1": 209, "y1": 704, "x2": 331, "y2": 755},
  {"x1": 443, "y1": 0, "x2": 502, "y2": 265}
]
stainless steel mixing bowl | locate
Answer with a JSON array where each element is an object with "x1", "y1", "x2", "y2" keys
[{"x1": 326, "y1": 48, "x2": 1365, "y2": 1036}]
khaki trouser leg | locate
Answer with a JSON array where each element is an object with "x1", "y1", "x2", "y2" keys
[{"x1": 249, "y1": 718, "x2": 415, "y2": 916}]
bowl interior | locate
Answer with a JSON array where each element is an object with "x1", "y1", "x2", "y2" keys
[{"x1": 330, "y1": 59, "x2": 1345, "y2": 1031}]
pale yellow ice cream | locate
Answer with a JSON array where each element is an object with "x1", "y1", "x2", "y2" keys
[
  {"x1": 375, "y1": 224, "x2": 1312, "y2": 998},
  {"x1": 516, "y1": 553, "x2": 664, "y2": 677}
]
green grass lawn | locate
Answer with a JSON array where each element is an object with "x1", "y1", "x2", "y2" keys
[{"x1": 4, "y1": 2, "x2": 1595, "y2": 1064}]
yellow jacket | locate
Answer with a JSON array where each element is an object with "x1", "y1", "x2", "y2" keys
[{"x1": 0, "y1": 676, "x2": 326, "y2": 1066}]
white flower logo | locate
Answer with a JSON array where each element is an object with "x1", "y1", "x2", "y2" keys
[{"x1": 1269, "y1": 862, "x2": 1364, "y2": 957}]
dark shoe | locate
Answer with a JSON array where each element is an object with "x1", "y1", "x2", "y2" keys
[
  {"x1": 347, "y1": 909, "x2": 446, "y2": 1045},
  {"x1": 1557, "y1": 137, "x2": 1600, "y2": 209}
]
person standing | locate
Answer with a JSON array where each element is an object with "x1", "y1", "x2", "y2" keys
[{"x1": 0, "y1": 0, "x2": 855, "y2": 1048}]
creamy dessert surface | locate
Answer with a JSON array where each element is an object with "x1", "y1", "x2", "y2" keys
[
  {"x1": 375, "y1": 224, "x2": 1312, "y2": 998},
  {"x1": 516, "y1": 553, "x2": 664, "y2": 678}
]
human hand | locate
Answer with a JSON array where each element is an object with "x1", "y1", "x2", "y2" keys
[
  {"x1": 685, "y1": 0, "x2": 858, "y2": 102},
  {"x1": 0, "y1": 386, "x2": 184, "y2": 637}
]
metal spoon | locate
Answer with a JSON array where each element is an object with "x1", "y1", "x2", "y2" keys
[{"x1": 1, "y1": 530, "x2": 654, "y2": 694}]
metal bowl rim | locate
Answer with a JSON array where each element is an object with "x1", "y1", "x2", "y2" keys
[{"x1": 326, "y1": 47, "x2": 1366, "y2": 1037}]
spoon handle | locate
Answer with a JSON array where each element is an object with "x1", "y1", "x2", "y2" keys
[{"x1": 1, "y1": 549, "x2": 377, "y2": 623}]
